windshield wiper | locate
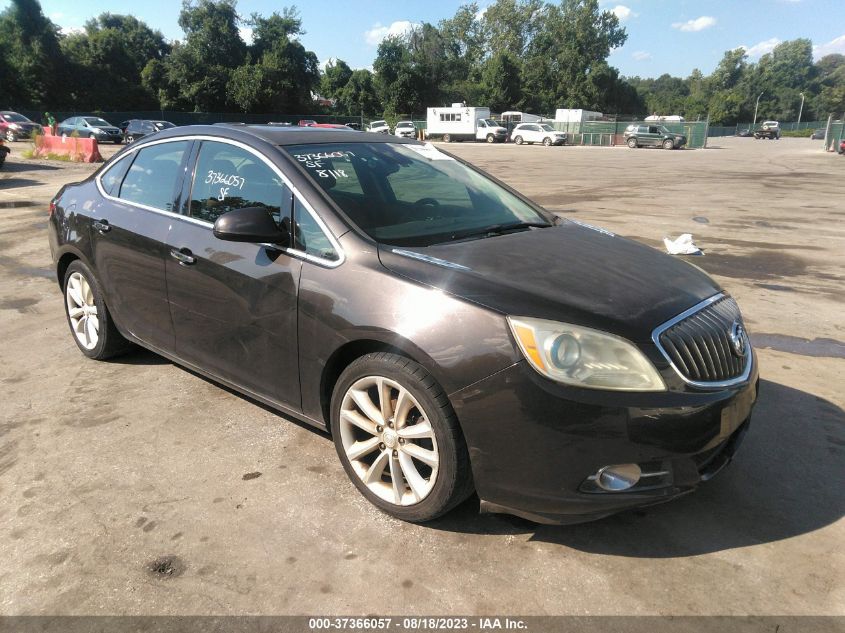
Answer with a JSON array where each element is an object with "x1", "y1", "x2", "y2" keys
[{"x1": 448, "y1": 221, "x2": 551, "y2": 242}]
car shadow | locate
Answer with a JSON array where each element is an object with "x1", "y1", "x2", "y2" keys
[
  {"x1": 425, "y1": 379, "x2": 845, "y2": 558},
  {"x1": 0, "y1": 160, "x2": 62, "y2": 173},
  {"x1": 108, "y1": 347, "x2": 331, "y2": 437}
]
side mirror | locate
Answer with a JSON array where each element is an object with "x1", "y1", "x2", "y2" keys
[{"x1": 213, "y1": 207, "x2": 290, "y2": 246}]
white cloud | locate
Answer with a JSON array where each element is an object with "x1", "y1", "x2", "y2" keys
[
  {"x1": 611, "y1": 5, "x2": 636, "y2": 22},
  {"x1": 813, "y1": 34, "x2": 845, "y2": 59},
  {"x1": 740, "y1": 37, "x2": 781, "y2": 58},
  {"x1": 475, "y1": 6, "x2": 488, "y2": 21},
  {"x1": 364, "y1": 20, "x2": 420, "y2": 46},
  {"x1": 672, "y1": 16, "x2": 717, "y2": 32},
  {"x1": 319, "y1": 57, "x2": 336, "y2": 72},
  {"x1": 632, "y1": 50, "x2": 652, "y2": 61},
  {"x1": 238, "y1": 27, "x2": 253, "y2": 45},
  {"x1": 60, "y1": 26, "x2": 84, "y2": 36}
]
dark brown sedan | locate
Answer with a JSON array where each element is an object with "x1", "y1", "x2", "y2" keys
[{"x1": 48, "y1": 126, "x2": 758, "y2": 524}]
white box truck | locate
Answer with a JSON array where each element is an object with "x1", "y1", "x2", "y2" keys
[
  {"x1": 501, "y1": 111, "x2": 544, "y2": 124},
  {"x1": 426, "y1": 104, "x2": 508, "y2": 143},
  {"x1": 554, "y1": 109, "x2": 603, "y2": 123}
]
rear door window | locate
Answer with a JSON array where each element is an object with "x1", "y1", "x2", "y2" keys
[
  {"x1": 118, "y1": 140, "x2": 189, "y2": 211},
  {"x1": 100, "y1": 155, "x2": 133, "y2": 196}
]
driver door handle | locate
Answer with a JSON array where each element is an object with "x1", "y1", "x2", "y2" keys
[
  {"x1": 93, "y1": 219, "x2": 111, "y2": 233},
  {"x1": 170, "y1": 248, "x2": 196, "y2": 266}
]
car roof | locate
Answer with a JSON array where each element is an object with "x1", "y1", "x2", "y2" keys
[{"x1": 151, "y1": 124, "x2": 421, "y2": 147}]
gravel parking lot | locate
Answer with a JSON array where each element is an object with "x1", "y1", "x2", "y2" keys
[{"x1": 0, "y1": 137, "x2": 842, "y2": 616}]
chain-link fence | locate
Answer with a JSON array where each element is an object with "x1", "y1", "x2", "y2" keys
[
  {"x1": 19, "y1": 110, "x2": 365, "y2": 128},
  {"x1": 707, "y1": 120, "x2": 828, "y2": 137}
]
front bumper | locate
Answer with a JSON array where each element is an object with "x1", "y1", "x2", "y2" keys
[{"x1": 451, "y1": 356, "x2": 758, "y2": 524}]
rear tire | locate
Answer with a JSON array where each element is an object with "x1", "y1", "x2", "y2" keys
[
  {"x1": 443, "y1": 134, "x2": 452, "y2": 143},
  {"x1": 330, "y1": 352, "x2": 474, "y2": 523},
  {"x1": 627, "y1": 137, "x2": 638, "y2": 148},
  {"x1": 5, "y1": 130, "x2": 15, "y2": 142},
  {"x1": 62, "y1": 260, "x2": 132, "y2": 360}
]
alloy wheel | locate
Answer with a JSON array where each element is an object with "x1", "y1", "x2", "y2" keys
[
  {"x1": 65, "y1": 271, "x2": 99, "y2": 350},
  {"x1": 339, "y1": 375, "x2": 439, "y2": 506}
]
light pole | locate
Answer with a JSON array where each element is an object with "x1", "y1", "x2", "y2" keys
[
  {"x1": 753, "y1": 92, "x2": 764, "y2": 128},
  {"x1": 797, "y1": 92, "x2": 805, "y2": 127}
]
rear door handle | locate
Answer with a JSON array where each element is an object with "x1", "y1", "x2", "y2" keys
[
  {"x1": 170, "y1": 248, "x2": 196, "y2": 266},
  {"x1": 93, "y1": 219, "x2": 111, "y2": 233}
]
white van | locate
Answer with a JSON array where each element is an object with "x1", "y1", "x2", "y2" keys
[{"x1": 425, "y1": 104, "x2": 508, "y2": 143}]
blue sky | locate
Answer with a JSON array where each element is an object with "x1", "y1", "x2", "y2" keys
[{"x1": 5, "y1": 0, "x2": 844, "y2": 78}]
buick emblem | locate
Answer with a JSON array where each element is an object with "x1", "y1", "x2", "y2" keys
[{"x1": 729, "y1": 321, "x2": 747, "y2": 357}]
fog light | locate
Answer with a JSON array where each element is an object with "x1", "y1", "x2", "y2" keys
[{"x1": 595, "y1": 464, "x2": 641, "y2": 491}]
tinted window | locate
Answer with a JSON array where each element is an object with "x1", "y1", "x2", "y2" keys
[
  {"x1": 100, "y1": 155, "x2": 133, "y2": 196},
  {"x1": 190, "y1": 141, "x2": 289, "y2": 225},
  {"x1": 119, "y1": 141, "x2": 189, "y2": 211},
  {"x1": 293, "y1": 197, "x2": 338, "y2": 261}
]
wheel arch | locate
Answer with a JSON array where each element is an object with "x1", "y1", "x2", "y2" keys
[
  {"x1": 55, "y1": 246, "x2": 91, "y2": 289},
  {"x1": 318, "y1": 333, "x2": 454, "y2": 433}
]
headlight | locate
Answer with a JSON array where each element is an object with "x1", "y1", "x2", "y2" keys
[
  {"x1": 507, "y1": 316, "x2": 666, "y2": 391},
  {"x1": 9, "y1": 123, "x2": 20, "y2": 129}
]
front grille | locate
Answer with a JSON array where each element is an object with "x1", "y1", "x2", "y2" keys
[{"x1": 655, "y1": 295, "x2": 750, "y2": 385}]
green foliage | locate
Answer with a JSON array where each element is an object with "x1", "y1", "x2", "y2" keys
[
  {"x1": 2, "y1": 0, "x2": 843, "y2": 124},
  {"x1": 0, "y1": 0, "x2": 63, "y2": 108}
]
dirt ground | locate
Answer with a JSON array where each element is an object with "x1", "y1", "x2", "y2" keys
[{"x1": 0, "y1": 136, "x2": 842, "y2": 616}]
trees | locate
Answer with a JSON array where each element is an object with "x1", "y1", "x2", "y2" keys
[
  {"x1": 60, "y1": 14, "x2": 170, "y2": 109},
  {"x1": 0, "y1": 0, "x2": 63, "y2": 109}
]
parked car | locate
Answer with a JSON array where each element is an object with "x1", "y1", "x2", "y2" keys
[
  {"x1": 754, "y1": 121, "x2": 781, "y2": 140},
  {"x1": 346, "y1": 122, "x2": 362, "y2": 130},
  {"x1": 511, "y1": 123, "x2": 566, "y2": 146},
  {"x1": 312, "y1": 123, "x2": 355, "y2": 130},
  {"x1": 810, "y1": 129, "x2": 826, "y2": 140},
  {"x1": 839, "y1": 139, "x2": 845, "y2": 154},
  {"x1": 624, "y1": 124, "x2": 687, "y2": 149},
  {"x1": 298, "y1": 120, "x2": 317, "y2": 127},
  {"x1": 57, "y1": 116, "x2": 123, "y2": 144},
  {"x1": 735, "y1": 128, "x2": 752, "y2": 137},
  {"x1": 394, "y1": 121, "x2": 416, "y2": 138},
  {"x1": 123, "y1": 119, "x2": 176, "y2": 143},
  {"x1": 1, "y1": 111, "x2": 43, "y2": 141},
  {"x1": 367, "y1": 120, "x2": 391, "y2": 134},
  {"x1": 48, "y1": 125, "x2": 758, "y2": 525}
]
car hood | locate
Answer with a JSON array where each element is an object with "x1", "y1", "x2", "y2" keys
[{"x1": 377, "y1": 222, "x2": 721, "y2": 343}]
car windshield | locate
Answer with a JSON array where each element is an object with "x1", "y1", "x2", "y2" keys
[
  {"x1": 539, "y1": 124, "x2": 555, "y2": 131},
  {"x1": 763, "y1": 121, "x2": 778, "y2": 126},
  {"x1": 371, "y1": 121, "x2": 386, "y2": 127},
  {"x1": 85, "y1": 117, "x2": 111, "y2": 127},
  {"x1": 480, "y1": 119, "x2": 498, "y2": 127},
  {"x1": 153, "y1": 121, "x2": 175, "y2": 129},
  {"x1": 2, "y1": 113, "x2": 30, "y2": 122},
  {"x1": 285, "y1": 142, "x2": 550, "y2": 247},
  {"x1": 397, "y1": 122, "x2": 413, "y2": 128}
]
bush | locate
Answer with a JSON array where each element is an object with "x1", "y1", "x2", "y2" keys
[{"x1": 781, "y1": 128, "x2": 816, "y2": 138}]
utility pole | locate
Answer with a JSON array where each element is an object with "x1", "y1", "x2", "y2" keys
[
  {"x1": 753, "y1": 92, "x2": 764, "y2": 128},
  {"x1": 797, "y1": 92, "x2": 805, "y2": 128}
]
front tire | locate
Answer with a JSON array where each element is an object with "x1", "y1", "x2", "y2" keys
[
  {"x1": 5, "y1": 130, "x2": 15, "y2": 142},
  {"x1": 663, "y1": 139, "x2": 674, "y2": 150},
  {"x1": 63, "y1": 260, "x2": 131, "y2": 360},
  {"x1": 330, "y1": 353, "x2": 473, "y2": 523},
  {"x1": 514, "y1": 135, "x2": 523, "y2": 145},
  {"x1": 543, "y1": 137, "x2": 552, "y2": 147},
  {"x1": 443, "y1": 134, "x2": 452, "y2": 143},
  {"x1": 486, "y1": 134, "x2": 495, "y2": 143}
]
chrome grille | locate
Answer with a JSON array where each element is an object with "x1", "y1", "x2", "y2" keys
[{"x1": 654, "y1": 294, "x2": 751, "y2": 386}]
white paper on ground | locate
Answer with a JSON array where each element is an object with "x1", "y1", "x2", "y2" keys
[{"x1": 663, "y1": 233, "x2": 702, "y2": 255}]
